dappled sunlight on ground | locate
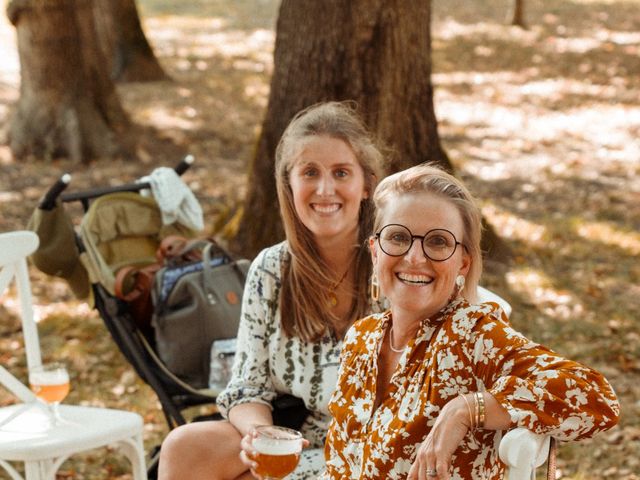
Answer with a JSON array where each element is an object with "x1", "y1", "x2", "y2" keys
[
  {"x1": 481, "y1": 204, "x2": 548, "y2": 244},
  {"x1": 574, "y1": 221, "x2": 640, "y2": 255},
  {"x1": 1, "y1": 0, "x2": 639, "y2": 478}
]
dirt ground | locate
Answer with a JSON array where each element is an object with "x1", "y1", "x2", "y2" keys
[{"x1": 1, "y1": 0, "x2": 639, "y2": 478}]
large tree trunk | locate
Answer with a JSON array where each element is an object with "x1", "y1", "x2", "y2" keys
[
  {"x1": 7, "y1": 0, "x2": 131, "y2": 163},
  {"x1": 236, "y1": 0, "x2": 450, "y2": 257},
  {"x1": 93, "y1": 0, "x2": 168, "y2": 82},
  {"x1": 235, "y1": 0, "x2": 509, "y2": 261}
]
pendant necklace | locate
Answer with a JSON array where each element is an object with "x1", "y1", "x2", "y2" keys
[
  {"x1": 328, "y1": 254, "x2": 357, "y2": 308},
  {"x1": 388, "y1": 325, "x2": 407, "y2": 353}
]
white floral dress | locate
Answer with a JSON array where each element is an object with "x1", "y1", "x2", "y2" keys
[
  {"x1": 216, "y1": 242, "x2": 342, "y2": 478},
  {"x1": 321, "y1": 298, "x2": 620, "y2": 480}
]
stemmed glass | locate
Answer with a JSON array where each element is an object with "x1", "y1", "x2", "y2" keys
[
  {"x1": 28, "y1": 362, "x2": 70, "y2": 425},
  {"x1": 252, "y1": 425, "x2": 303, "y2": 479}
]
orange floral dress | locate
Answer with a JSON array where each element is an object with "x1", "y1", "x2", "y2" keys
[{"x1": 321, "y1": 298, "x2": 619, "y2": 480}]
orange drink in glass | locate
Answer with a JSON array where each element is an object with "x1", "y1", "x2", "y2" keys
[
  {"x1": 253, "y1": 425, "x2": 303, "y2": 479},
  {"x1": 29, "y1": 363, "x2": 70, "y2": 423}
]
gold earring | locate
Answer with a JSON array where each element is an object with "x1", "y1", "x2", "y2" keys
[{"x1": 371, "y1": 272, "x2": 380, "y2": 302}]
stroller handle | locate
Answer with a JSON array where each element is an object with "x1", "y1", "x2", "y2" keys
[
  {"x1": 39, "y1": 173, "x2": 71, "y2": 211},
  {"x1": 39, "y1": 155, "x2": 196, "y2": 209},
  {"x1": 174, "y1": 154, "x2": 194, "y2": 176}
]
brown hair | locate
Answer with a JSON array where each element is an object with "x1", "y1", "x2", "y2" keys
[
  {"x1": 372, "y1": 163, "x2": 482, "y2": 301},
  {"x1": 275, "y1": 102, "x2": 384, "y2": 341}
]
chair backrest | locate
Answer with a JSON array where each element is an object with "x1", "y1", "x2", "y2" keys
[{"x1": 0, "y1": 231, "x2": 42, "y2": 402}]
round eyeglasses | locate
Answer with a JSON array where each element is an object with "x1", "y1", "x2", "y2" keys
[{"x1": 375, "y1": 224, "x2": 465, "y2": 262}]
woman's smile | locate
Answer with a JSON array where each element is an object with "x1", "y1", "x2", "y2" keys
[
  {"x1": 311, "y1": 202, "x2": 342, "y2": 215},
  {"x1": 396, "y1": 272, "x2": 433, "y2": 285}
]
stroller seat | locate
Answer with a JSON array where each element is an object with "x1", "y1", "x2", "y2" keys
[{"x1": 80, "y1": 192, "x2": 194, "y2": 297}]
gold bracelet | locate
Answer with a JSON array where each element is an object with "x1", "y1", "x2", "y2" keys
[
  {"x1": 460, "y1": 394, "x2": 475, "y2": 430},
  {"x1": 475, "y1": 392, "x2": 486, "y2": 429}
]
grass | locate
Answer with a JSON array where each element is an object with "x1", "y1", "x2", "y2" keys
[{"x1": 1, "y1": 0, "x2": 639, "y2": 478}]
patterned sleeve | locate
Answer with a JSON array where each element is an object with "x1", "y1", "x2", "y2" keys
[
  {"x1": 216, "y1": 247, "x2": 280, "y2": 418},
  {"x1": 469, "y1": 306, "x2": 620, "y2": 440}
]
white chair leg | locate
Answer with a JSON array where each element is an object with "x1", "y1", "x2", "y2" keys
[
  {"x1": 24, "y1": 460, "x2": 52, "y2": 480},
  {"x1": 0, "y1": 459, "x2": 24, "y2": 480},
  {"x1": 116, "y1": 433, "x2": 147, "y2": 480}
]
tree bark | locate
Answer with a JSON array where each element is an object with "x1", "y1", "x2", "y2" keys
[
  {"x1": 6, "y1": 0, "x2": 131, "y2": 163},
  {"x1": 235, "y1": 0, "x2": 510, "y2": 262},
  {"x1": 93, "y1": 0, "x2": 168, "y2": 82},
  {"x1": 236, "y1": 0, "x2": 449, "y2": 257}
]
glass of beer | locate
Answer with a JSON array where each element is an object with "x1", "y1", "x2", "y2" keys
[
  {"x1": 252, "y1": 425, "x2": 303, "y2": 479},
  {"x1": 28, "y1": 362, "x2": 70, "y2": 424}
]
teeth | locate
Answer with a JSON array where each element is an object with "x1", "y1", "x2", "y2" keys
[
  {"x1": 397, "y1": 273, "x2": 433, "y2": 284},
  {"x1": 312, "y1": 203, "x2": 340, "y2": 213}
]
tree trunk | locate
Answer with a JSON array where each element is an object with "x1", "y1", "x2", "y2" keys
[
  {"x1": 7, "y1": 0, "x2": 131, "y2": 163},
  {"x1": 235, "y1": 0, "x2": 509, "y2": 262},
  {"x1": 511, "y1": 0, "x2": 527, "y2": 29},
  {"x1": 93, "y1": 0, "x2": 168, "y2": 82}
]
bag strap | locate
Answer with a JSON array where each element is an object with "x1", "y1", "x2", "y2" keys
[
  {"x1": 546, "y1": 437, "x2": 557, "y2": 480},
  {"x1": 158, "y1": 235, "x2": 229, "y2": 265},
  {"x1": 200, "y1": 244, "x2": 249, "y2": 304}
]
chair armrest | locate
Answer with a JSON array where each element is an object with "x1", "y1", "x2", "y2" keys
[{"x1": 499, "y1": 428, "x2": 551, "y2": 480}]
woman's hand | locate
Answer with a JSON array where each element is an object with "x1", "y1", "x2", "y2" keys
[
  {"x1": 238, "y1": 426, "x2": 310, "y2": 479},
  {"x1": 238, "y1": 427, "x2": 262, "y2": 478},
  {"x1": 408, "y1": 395, "x2": 472, "y2": 480}
]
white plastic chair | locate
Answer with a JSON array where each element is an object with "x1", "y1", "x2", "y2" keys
[
  {"x1": 499, "y1": 428, "x2": 554, "y2": 480},
  {"x1": 0, "y1": 231, "x2": 147, "y2": 480}
]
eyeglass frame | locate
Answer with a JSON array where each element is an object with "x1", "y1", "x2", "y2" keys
[{"x1": 374, "y1": 224, "x2": 467, "y2": 262}]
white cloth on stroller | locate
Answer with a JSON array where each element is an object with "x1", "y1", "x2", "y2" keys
[{"x1": 140, "y1": 167, "x2": 204, "y2": 231}]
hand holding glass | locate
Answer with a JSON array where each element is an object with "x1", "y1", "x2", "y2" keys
[
  {"x1": 252, "y1": 426, "x2": 303, "y2": 479},
  {"x1": 29, "y1": 362, "x2": 70, "y2": 423}
]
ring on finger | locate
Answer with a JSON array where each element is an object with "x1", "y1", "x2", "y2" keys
[{"x1": 426, "y1": 468, "x2": 438, "y2": 477}]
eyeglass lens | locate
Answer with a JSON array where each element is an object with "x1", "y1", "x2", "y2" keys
[{"x1": 377, "y1": 224, "x2": 459, "y2": 261}]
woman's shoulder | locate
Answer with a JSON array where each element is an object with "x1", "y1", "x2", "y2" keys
[
  {"x1": 251, "y1": 241, "x2": 289, "y2": 278},
  {"x1": 452, "y1": 298, "x2": 506, "y2": 320},
  {"x1": 447, "y1": 299, "x2": 513, "y2": 339},
  {"x1": 343, "y1": 312, "x2": 386, "y2": 346}
]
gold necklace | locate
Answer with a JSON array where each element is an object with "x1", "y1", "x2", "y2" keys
[
  {"x1": 328, "y1": 265, "x2": 351, "y2": 308},
  {"x1": 388, "y1": 325, "x2": 407, "y2": 353}
]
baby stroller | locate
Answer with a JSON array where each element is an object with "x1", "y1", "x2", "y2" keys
[{"x1": 28, "y1": 157, "x2": 249, "y2": 477}]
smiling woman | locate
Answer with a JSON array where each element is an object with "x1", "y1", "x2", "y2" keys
[
  {"x1": 321, "y1": 163, "x2": 620, "y2": 480},
  {"x1": 158, "y1": 102, "x2": 385, "y2": 480}
]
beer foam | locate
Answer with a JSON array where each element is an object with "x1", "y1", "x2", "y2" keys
[
  {"x1": 253, "y1": 437, "x2": 302, "y2": 456},
  {"x1": 29, "y1": 370, "x2": 69, "y2": 386}
]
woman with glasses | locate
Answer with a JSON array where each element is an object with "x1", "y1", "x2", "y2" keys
[{"x1": 321, "y1": 164, "x2": 619, "y2": 480}]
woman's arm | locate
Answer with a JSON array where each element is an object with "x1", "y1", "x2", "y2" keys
[
  {"x1": 228, "y1": 402, "x2": 273, "y2": 437},
  {"x1": 475, "y1": 307, "x2": 620, "y2": 440},
  {"x1": 216, "y1": 247, "x2": 281, "y2": 421}
]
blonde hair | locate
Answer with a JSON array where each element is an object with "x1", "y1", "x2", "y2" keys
[
  {"x1": 372, "y1": 163, "x2": 482, "y2": 301},
  {"x1": 275, "y1": 102, "x2": 384, "y2": 341}
]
